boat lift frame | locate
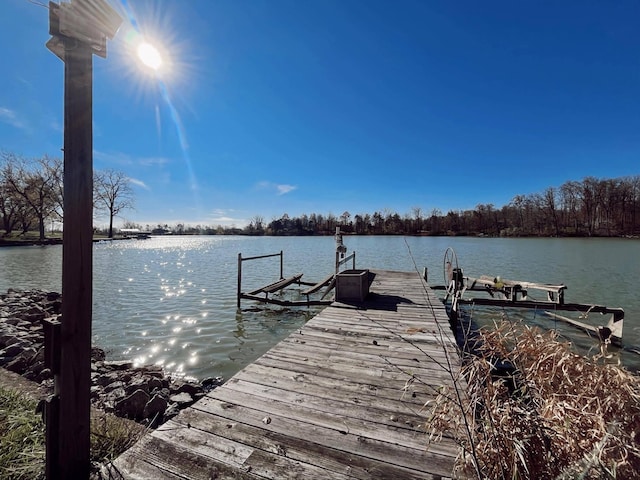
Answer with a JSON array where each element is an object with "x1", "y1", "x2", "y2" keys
[
  {"x1": 438, "y1": 248, "x2": 625, "y2": 346},
  {"x1": 236, "y1": 251, "x2": 334, "y2": 308},
  {"x1": 236, "y1": 228, "x2": 358, "y2": 308}
]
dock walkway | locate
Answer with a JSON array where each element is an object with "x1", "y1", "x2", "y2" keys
[{"x1": 108, "y1": 270, "x2": 465, "y2": 479}]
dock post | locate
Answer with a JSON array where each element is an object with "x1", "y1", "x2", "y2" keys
[
  {"x1": 280, "y1": 250, "x2": 284, "y2": 280},
  {"x1": 237, "y1": 253, "x2": 242, "y2": 309},
  {"x1": 46, "y1": 2, "x2": 122, "y2": 477}
]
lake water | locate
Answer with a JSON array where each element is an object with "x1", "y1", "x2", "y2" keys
[{"x1": 1, "y1": 235, "x2": 639, "y2": 379}]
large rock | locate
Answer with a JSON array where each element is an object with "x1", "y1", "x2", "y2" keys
[
  {"x1": 143, "y1": 394, "x2": 168, "y2": 420},
  {"x1": 115, "y1": 389, "x2": 150, "y2": 420},
  {"x1": 169, "y1": 392, "x2": 194, "y2": 406}
]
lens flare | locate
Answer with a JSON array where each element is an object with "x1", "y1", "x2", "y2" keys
[
  {"x1": 116, "y1": 0, "x2": 202, "y2": 214},
  {"x1": 137, "y1": 42, "x2": 162, "y2": 70}
]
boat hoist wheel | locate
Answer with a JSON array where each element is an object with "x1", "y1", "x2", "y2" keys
[{"x1": 443, "y1": 247, "x2": 460, "y2": 295}]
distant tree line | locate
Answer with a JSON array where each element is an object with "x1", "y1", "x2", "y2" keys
[
  {"x1": 5, "y1": 150, "x2": 637, "y2": 239},
  {"x1": 247, "y1": 175, "x2": 640, "y2": 237},
  {"x1": 1, "y1": 152, "x2": 134, "y2": 240},
  {"x1": 122, "y1": 175, "x2": 640, "y2": 238}
]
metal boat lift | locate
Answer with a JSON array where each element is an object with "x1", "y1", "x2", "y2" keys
[
  {"x1": 436, "y1": 247, "x2": 625, "y2": 345},
  {"x1": 236, "y1": 228, "x2": 357, "y2": 308}
]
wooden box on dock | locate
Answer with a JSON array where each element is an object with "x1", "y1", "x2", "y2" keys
[{"x1": 335, "y1": 269, "x2": 370, "y2": 302}]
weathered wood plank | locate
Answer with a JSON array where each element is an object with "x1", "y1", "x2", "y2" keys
[
  {"x1": 260, "y1": 346, "x2": 458, "y2": 382},
  {"x1": 218, "y1": 376, "x2": 458, "y2": 443},
  {"x1": 301, "y1": 273, "x2": 334, "y2": 295},
  {"x1": 106, "y1": 432, "x2": 255, "y2": 479},
  {"x1": 199, "y1": 386, "x2": 460, "y2": 462},
  {"x1": 261, "y1": 273, "x2": 304, "y2": 293},
  {"x1": 272, "y1": 334, "x2": 459, "y2": 366},
  {"x1": 188, "y1": 393, "x2": 458, "y2": 476},
  {"x1": 232, "y1": 362, "x2": 438, "y2": 408},
  {"x1": 167, "y1": 410, "x2": 442, "y2": 480}
]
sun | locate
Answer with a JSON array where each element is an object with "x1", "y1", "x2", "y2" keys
[{"x1": 137, "y1": 42, "x2": 162, "y2": 71}]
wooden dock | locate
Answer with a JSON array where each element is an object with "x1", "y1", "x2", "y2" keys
[{"x1": 107, "y1": 270, "x2": 466, "y2": 479}]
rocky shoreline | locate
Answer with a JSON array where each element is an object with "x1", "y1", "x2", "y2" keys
[{"x1": 0, "y1": 289, "x2": 223, "y2": 427}]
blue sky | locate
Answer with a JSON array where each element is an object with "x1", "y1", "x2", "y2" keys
[{"x1": 1, "y1": 0, "x2": 638, "y2": 228}]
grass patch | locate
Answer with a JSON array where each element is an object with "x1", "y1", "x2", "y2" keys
[
  {"x1": 429, "y1": 321, "x2": 640, "y2": 479},
  {"x1": 0, "y1": 386, "x2": 146, "y2": 479},
  {"x1": 90, "y1": 411, "x2": 147, "y2": 467},
  {"x1": 0, "y1": 388, "x2": 44, "y2": 480}
]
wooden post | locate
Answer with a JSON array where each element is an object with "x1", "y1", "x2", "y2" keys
[
  {"x1": 54, "y1": 37, "x2": 95, "y2": 479},
  {"x1": 46, "y1": 2, "x2": 121, "y2": 478},
  {"x1": 41, "y1": 318, "x2": 61, "y2": 479},
  {"x1": 279, "y1": 250, "x2": 284, "y2": 280},
  {"x1": 237, "y1": 253, "x2": 242, "y2": 308}
]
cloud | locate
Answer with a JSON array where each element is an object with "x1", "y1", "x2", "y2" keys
[
  {"x1": 207, "y1": 208, "x2": 245, "y2": 226},
  {"x1": 256, "y1": 181, "x2": 298, "y2": 196},
  {"x1": 127, "y1": 177, "x2": 150, "y2": 190},
  {"x1": 94, "y1": 150, "x2": 134, "y2": 166},
  {"x1": 138, "y1": 157, "x2": 170, "y2": 167},
  {"x1": 0, "y1": 107, "x2": 28, "y2": 130},
  {"x1": 211, "y1": 208, "x2": 235, "y2": 216},
  {"x1": 50, "y1": 119, "x2": 62, "y2": 133},
  {"x1": 94, "y1": 150, "x2": 170, "y2": 167},
  {"x1": 276, "y1": 184, "x2": 297, "y2": 195}
]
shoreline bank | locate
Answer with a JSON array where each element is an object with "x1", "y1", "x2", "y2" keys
[{"x1": 0, "y1": 289, "x2": 223, "y2": 427}]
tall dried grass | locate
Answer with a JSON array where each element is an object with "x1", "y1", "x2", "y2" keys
[{"x1": 429, "y1": 320, "x2": 640, "y2": 479}]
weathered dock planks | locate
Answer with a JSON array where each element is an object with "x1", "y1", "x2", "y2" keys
[{"x1": 107, "y1": 270, "x2": 466, "y2": 479}]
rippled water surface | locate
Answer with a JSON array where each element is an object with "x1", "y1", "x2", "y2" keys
[{"x1": 1, "y1": 236, "x2": 639, "y2": 379}]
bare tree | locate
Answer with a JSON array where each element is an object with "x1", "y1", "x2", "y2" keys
[
  {"x1": 2, "y1": 153, "x2": 62, "y2": 241},
  {"x1": 542, "y1": 187, "x2": 560, "y2": 236},
  {"x1": 247, "y1": 215, "x2": 264, "y2": 234},
  {"x1": 94, "y1": 169, "x2": 135, "y2": 238},
  {"x1": 411, "y1": 206, "x2": 423, "y2": 233},
  {"x1": 0, "y1": 157, "x2": 20, "y2": 236}
]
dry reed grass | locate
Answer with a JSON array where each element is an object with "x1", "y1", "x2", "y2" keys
[{"x1": 429, "y1": 320, "x2": 640, "y2": 479}]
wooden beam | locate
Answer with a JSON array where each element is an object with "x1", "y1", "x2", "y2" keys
[
  {"x1": 247, "y1": 273, "x2": 303, "y2": 295},
  {"x1": 301, "y1": 273, "x2": 334, "y2": 296},
  {"x1": 56, "y1": 37, "x2": 94, "y2": 480}
]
